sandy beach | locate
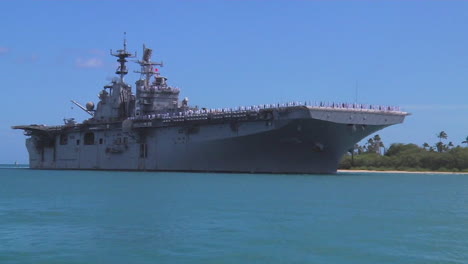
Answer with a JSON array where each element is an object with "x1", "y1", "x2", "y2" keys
[{"x1": 338, "y1": 169, "x2": 468, "y2": 175}]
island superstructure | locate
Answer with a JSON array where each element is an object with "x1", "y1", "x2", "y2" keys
[{"x1": 13, "y1": 39, "x2": 408, "y2": 174}]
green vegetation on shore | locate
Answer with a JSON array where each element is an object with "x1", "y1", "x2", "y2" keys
[{"x1": 340, "y1": 133, "x2": 468, "y2": 172}]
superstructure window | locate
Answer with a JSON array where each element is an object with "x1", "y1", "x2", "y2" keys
[
  {"x1": 99, "y1": 138, "x2": 103, "y2": 144},
  {"x1": 84, "y1": 132, "x2": 95, "y2": 145},
  {"x1": 59, "y1": 134, "x2": 68, "y2": 145}
]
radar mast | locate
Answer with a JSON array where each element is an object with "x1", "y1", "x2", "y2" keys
[
  {"x1": 135, "y1": 44, "x2": 163, "y2": 87},
  {"x1": 110, "y1": 32, "x2": 136, "y2": 81}
]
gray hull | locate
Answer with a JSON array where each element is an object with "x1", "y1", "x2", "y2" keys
[
  {"x1": 14, "y1": 41, "x2": 408, "y2": 174},
  {"x1": 22, "y1": 107, "x2": 403, "y2": 174}
]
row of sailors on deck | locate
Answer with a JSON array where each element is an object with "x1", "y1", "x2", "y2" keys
[
  {"x1": 128, "y1": 101, "x2": 401, "y2": 120},
  {"x1": 130, "y1": 107, "x2": 260, "y2": 120},
  {"x1": 320, "y1": 102, "x2": 401, "y2": 112}
]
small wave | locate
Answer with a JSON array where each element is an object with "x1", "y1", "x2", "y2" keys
[{"x1": 0, "y1": 164, "x2": 29, "y2": 169}]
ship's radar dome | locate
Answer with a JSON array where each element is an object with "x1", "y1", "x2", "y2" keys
[
  {"x1": 182, "y1": 97, "x2": 189, "y2": 107},
  {"x1": 86, "y1": 102, "x2": 95, "y2": 111}
]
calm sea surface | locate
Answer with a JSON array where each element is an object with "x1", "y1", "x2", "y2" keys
[{"x1": 1, "y1": 166, "x2": 468, "y2": 264}]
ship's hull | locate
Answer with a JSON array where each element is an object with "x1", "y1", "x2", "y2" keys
[{"x1": 21, "y1": 107, "x2": 404, "y2": 174}]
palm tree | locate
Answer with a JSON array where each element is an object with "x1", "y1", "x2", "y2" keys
[
  {"x1": 462, "y1": 136, "x2": 468, "y2": 147},
  {"x1": 437, "y1": 131, "x2": 448, "y2": 143},
  {"x1": 436, "y1": 141, "x2": 444, "y2": 153},
  {"x1": 366, "y1": 138, "x2": 375, "y2": 153},
  {"x1": 448, "y1": 141, "x2": 454, "y2": 148},
  {"x1": 422, "y1": 142, "x2": 430, "y2": 150},
  {"x1": 378, "y1": 141, "x2": 385, "y2": 155},
  {"x1": 373, "y1": 134, "x2": 381, "y2": 142},
  {"x1": 355, "y1": 144, "x2": 364, "y2": 154},
  {"x1": 373, "y1": 134, "x2": 383, "y2": 154}
]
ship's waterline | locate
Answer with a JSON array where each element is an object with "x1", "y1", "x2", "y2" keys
[{"x1": 13, "y1": 39, "x2": 408, "y2": 174}]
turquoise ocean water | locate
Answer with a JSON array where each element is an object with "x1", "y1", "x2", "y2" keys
[{"x1": 1, "y1": 166, "x2": 468, "y2": 264}]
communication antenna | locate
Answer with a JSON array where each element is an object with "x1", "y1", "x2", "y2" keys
[
  {"x1": 110, "y1": 32, "x2": 136, "y2": 81},
  {"x1": 135, "y1": 44, "x2": 163, "y2": 86},
  {"x1": 123, "y1": 32, "x2": 127, "y2": 51},
  {"x1": 70, "y1": 100, "x2": 93, "y2": 116},
  {"x1": 355, "y1": 80, "x2": 359, "y2": 103}
]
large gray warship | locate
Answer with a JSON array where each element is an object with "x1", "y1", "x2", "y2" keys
[{"x1": 13, "y1": 39, "x2": 408, "y2": 174}]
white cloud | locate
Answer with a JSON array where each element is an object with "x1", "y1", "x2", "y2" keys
[
  {"x1": 75, "y1": 57, "x2": 104, "y2": 68},
  {"x1": 0, "y1": 47, "x2": 9, "y2": 54}
]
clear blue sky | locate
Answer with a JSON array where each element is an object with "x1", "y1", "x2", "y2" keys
[{"x1": 2, "y1": 1, "x2": 467, "y2": 163}]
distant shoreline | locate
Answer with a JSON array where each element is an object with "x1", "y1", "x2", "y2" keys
[{"x1": 338, "y1": 169, "x2": 468, "y2": 175}]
